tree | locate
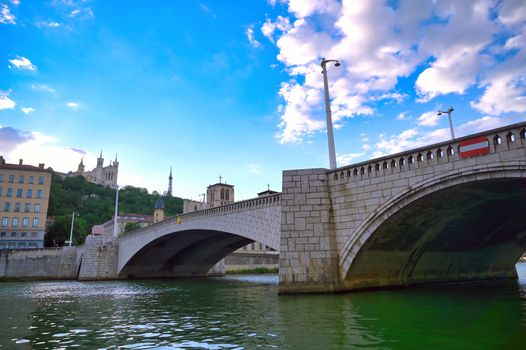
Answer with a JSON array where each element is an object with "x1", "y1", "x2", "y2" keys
[{"x1": 124, "y1": 222, "x2": 141, "y2": 233}]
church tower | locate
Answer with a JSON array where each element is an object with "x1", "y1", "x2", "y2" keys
[
  {"x1": 77, "y1": 158, "x2": 85, "y2": 174},
  {"x1": 154, "y1": 196, "x2": 165, "y2": 223},
  {"x1": 97, "y1": 150, "x2": 104, "y2": 168},
  {"x1": 167, "y1": 167, "x2": 173, "y2": 197}
]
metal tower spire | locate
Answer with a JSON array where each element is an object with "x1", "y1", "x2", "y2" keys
[{"x1": 167, "y1": 166, "x2": 173, "y2": 197}]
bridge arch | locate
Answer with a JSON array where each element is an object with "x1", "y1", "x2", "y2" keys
[
  {"x1": 117, "y1": 195, "x2": 281, "y2": 278},
  {"x1": 339, "y1": 163, "x2": 526, "y2": 290}
]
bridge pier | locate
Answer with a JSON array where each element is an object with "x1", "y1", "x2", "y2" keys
[
  {"x1": 78, "y1": 235, "x2": 120, "y2": 280},
  {"x1": 279, "y1": 168, "x2": 343, "y2": 294}
]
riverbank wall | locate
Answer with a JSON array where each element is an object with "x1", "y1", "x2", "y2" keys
[
  {"x1": 1, "y1": 235, "x2": 279, "y2": 281},
  {"x1": 0, "y1": 247, "x2": 78, "y2": 280}
]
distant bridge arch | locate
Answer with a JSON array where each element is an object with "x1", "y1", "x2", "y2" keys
[{"x1": 118, "y1": 194, "x2": 281, "y2": 278}]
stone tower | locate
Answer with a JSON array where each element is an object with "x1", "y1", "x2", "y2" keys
[
  {"x1": 167, "y1": 166, "x2": 173, "y2": 197},
  {"x1": 154, "y1": 196, "x2": 165, "y2": 223},
  {"x1": 76, "y1": 158, "x2": 85, "y2": 174},
  {"x1": 206, "y1": 176, "x2": 234, "y2": 208},
  {"x1": 95, "y1": 150, "x2": 104, "y2": 181}
]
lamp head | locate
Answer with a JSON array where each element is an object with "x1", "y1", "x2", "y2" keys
[
  {"x1": 437, "y1": 111, "x2": 442, "y2": 115},
  {"x1": 334, "y1": 61, "x2": 341, "y2": 67}
]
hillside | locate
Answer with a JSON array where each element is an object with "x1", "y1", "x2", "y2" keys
[{"x1": 45, "y1": 174, "x2": 183, "y2": 246}]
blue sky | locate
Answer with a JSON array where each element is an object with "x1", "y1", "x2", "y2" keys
[{"x1": 1, "y1": 0, "x2": 525, "y2": 201}]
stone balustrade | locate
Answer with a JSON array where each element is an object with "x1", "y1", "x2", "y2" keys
[
  {"x1": 329, "y1": 122, "x2": 526, "y2": 182},
  {"x1": 119, "y1": 193, "x2": 281, "y2": 242}
]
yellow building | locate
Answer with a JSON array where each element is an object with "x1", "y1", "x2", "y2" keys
[{"x1": 0, "y1": 156, "x2": 52, "y2": 249}]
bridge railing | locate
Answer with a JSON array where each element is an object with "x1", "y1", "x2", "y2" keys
[
  {"x1": 119, "y1": 192, "x2": 282, "y2": 241},
  {"x1": 328, "y1": 121, "x2": 526, "y2": 183}
]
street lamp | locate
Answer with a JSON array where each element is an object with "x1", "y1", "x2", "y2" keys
[
  {"x1": 437, "y1": 106, "x2": 455, "y2": 139},
  {"x1": 68, "y1": 211, "x2": 79, "y2": 246},
  {"x1": 321, "y1": 58, "x2": 341, "y2": 170},
  {"x1": 113, "y1": 186, "x2": 119, "y2": 238}
]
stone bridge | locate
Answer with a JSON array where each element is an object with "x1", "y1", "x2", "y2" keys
[
  {"x1": 279, "y1": 121, "x2": 526, "y2": 293},
  {"x1": 110, "y1": 121, "x2": 526, "y2": 293},
  {"x1": 117, "y1": 194, "x2": 281, "y2": 278}
]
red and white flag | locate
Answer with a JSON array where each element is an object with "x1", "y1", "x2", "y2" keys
[{"x1": 458, "y1": 137, "x2": 490, "y2": 158}]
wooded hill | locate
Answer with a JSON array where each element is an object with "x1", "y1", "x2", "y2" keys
[{"x1": 45, "y1": 174, "x2": 183, "y2": 246}]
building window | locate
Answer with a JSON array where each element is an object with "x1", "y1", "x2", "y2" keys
[
  {"x1": 22, "y1": 218, "x2": 29, "y2": 227},
  {"x1": 16, "y1": 189, "x2": 22, "y2": 198},
  {"x1": 38, "y1": 176, "x2": 44, "y2": 185},
  {"x1": 1, "y1": 218, "x2": 8, "y2": 227},
  {"x1": 0, "y1": 188, "x2": 2, "y2": 197},
  {"x1": 32, "y1": 218, "x2": 39, "y2": 227},
  {"x1": 6, "y1": 188, "x2": 12, "y2": 197},
  {"x1": 36, "y1": 190, "x2": 42, "y2": 199},
  {"x1": 11, "y1": 231, "x2": 16, "y2": 237},
  {"x1": 0, "y1": 174, "x2": 3, "y2": 182},
  {"x1": 12, "y1": 217, "x2": 19, "y2": 227},
  {"x1": 3, "y1": 203, "x2": 10, "y2": 212},
  {"x1": 28, "y1": 176, "x2": 34, "y2": 184},
  {"x1": 8, "y1": 175, "x2": 14, "y2": 183},
  {"x1": 24, "y1": 203, "x2": 30, "y2": 212},
  {"x1": 0, "y1": 232, "x2": 5, "y2": 237},
  {"x1": 14, "y1": 203, "x2": 21, "y2": 212},
  {"x1": 18, "y1": 175, "x2": 24, "y2": 184},
  {"x1": 26, "y1": 189, "x2": 32, "y2": 198},
  {"x1": 34, "y1": 204, "x2": 40, "y2": 213}
]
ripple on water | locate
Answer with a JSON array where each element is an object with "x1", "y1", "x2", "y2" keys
[{"x1": 2, "y1": 270, "x2": 526, "y2": 349}]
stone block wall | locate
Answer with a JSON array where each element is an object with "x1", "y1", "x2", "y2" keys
[
  {"x1": 0, "y1": 247, "x2": 78, "y2": 280},
  {"x1": 279, "y1": 168, "x2": 341, "y2": 294},
  {"x1": 78, "y1": 235, "x2": 119, "y2": 280}
]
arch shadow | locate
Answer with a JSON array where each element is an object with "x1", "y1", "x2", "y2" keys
[
  {"x1": 119, "y1": 229, "x2": 254, "y2": 278},
  {"x1": 341, "y1": 175, "x2": 526, "y2": 291}
]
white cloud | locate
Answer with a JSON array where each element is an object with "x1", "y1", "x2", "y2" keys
[
  {"x1": 0, "y1": 4, "x2": 16, "y2": 24},
  {"x1": 21, "y1": 107, "x2": 34, "y2": 114},
  {"x1": 0, "y1": 94, "x2": 15, "y2": 110},
  {"x1": 36, "y1": 21, "x2": 60, "y2": 28},
  {"x1": 396, "y1": 112, "x2": 410, "y2": 121},
  {"x1": 0, "y1": 127, "x2": 93, "y2": 173},
  {"x1": 10, "y1": 0, "x2": 20, "y2": 6},
  {"x1": 266, "y1": 0, "x2": 526, "y2": 144},
  {"x1": 471, "y1": 28, "x2": 526, "y2": 115},
  {"x1": 32, "y1": 83, "x2": 56, "y2": 93},
  {"x1": 66, "y1": 102, "x2": 80, "y2": 109},
  {"x1": 245, "y1": 25, "x2": 261, "y2": 48},
  {"x1": 336, "y1": 152, "x2": 366, "y2": 166},
  {"x1": 9, "y1": 56, "x2": 37, "y2": 71},
  {"x1": 247, "y1": 163, "x2": 261, "y2": 174},
  {"x1": 275, "y1": 80, "x2": 325, "y2": 143},
  {"x1": 417, "y1": 111, "x2": 441, "y2": 127},
  {"x1": 498, "y1": 0, "x2": 526, "y2": 27},
  {"x1": 261, "y1": 16, "x2": 291, "y2": 43},
  {"x1": 69, "y1": 9, "x2": 80, "y2": 17}
]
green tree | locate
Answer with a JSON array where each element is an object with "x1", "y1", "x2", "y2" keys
[
  {"x1": 46, "y1": 173, "x2": 184, "y2": 245},
  {"x1": 124, "y1": 222, "x2": 141, "y2": 233}
]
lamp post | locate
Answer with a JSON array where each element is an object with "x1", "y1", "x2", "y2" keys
[
  {"x1": 437, "y1": 106, "x2": 455, "y2": 139},
  {"x1": 113, "y1": 186, "x2": 119, "y2": 238},
  {"x1": 68, "y1": 211, "x2": 79, "y2": 246},
  {"x1": 321, "y1": 58, "x2": 341, "y2": 170}
]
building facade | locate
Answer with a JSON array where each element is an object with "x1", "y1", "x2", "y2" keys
[
  {"x1": 73, "y1": 151, "x2": 118, "y2": 189},
  {"x1": 0, "y1": 156, "x2": 52, "y2": 249},
  {"x1": 206, "y1": 181, "x2": 234, "y2": 207}
]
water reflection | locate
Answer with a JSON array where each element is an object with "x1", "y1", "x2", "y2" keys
[{"x1": 1, "y1": 266, "x2": 526, "y2": 349}]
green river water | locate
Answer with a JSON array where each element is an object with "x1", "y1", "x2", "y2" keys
[{"x1": 1, "y1": 263, "x2": 526, "y2": 349}]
